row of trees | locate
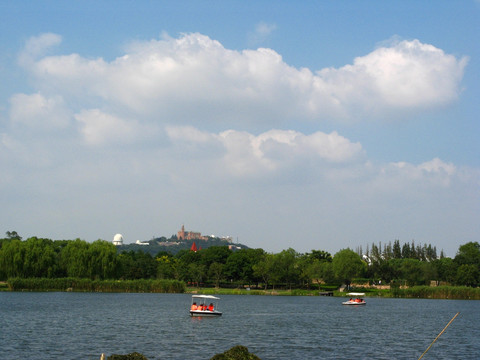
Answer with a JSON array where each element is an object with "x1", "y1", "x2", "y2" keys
[
  {"x1": 0, "y1": 232, "x2": 479, "y2": 288},
  {"x1": 0, "y1": 237, "x2": 117, "y2": 280},
  {"x1": 363, "y1": 241, "x2": 480, "y2": 287},
  {"x1": 357, "y1": 239, "x2": 441, "y2": 262}
]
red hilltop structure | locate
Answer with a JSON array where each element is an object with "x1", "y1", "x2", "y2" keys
[{"x1": 190, "y1": 242, "x2": 198, "y2": 252}]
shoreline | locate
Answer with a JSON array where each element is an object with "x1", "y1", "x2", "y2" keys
[
  {"x1": 4, "y1": 285, "x2": 480, "y2": 300},
  {"x1": 185, "y1": 286, "x2": 480, "y2": 300},
  {"x1": 2, "y1": 280, "x2": 479, "y2": 300}
]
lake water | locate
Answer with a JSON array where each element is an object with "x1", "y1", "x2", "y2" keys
[{"x1": 1, "y1": 292, "x2": 479, "y2": 360}]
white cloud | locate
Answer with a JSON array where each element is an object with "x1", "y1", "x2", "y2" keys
[
  {"x1": 419, "y1": 157, "x2": 456, "y2": 176},
  {"x1": 75, "y1": 109, "x2": 158, "y2": 146},
  {"x1": 18, "y1": 33, "x2": 62, "y2": 66},
  {"x1": 166, "y1": 125, "x2": 216, "y2": 144},
  {"x1": 390, "y1": 158, "x2": 456, "y2": 180},
  {"x1": 375, "y1": 157, "x2": 458, "y2": 191},
  {"x1": 319, "y1": 39, "x2": 468, "y2": 110},
  {"x1": 19, "y1": 33, "x2": 467, "y2": 128},
  {"x1": 9, "y1": 93, "x2": 71, "y2": 130},
  {"x1": 0, "y1": 133, "x2": 27, "y2": 169},
  {"x1": 255, "y1": 22, "x2": 277, "y2": 37},
  {"x1": 167, "y1": 127, "x2": 364, "y2": 177},
  {"x1": 248, "y1": 22, "x2": 277, "y2": 46}
]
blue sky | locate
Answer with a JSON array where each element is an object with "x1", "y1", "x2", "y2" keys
[{"x1": 1, "y1": 1, "x2": 478, "y2": 257}]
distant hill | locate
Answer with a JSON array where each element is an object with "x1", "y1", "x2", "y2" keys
[{"x1": 115, "y1": 236, "x2": 249, "y2": 256}]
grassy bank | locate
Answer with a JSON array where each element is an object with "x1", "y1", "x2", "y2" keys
[
  {"x1": 187, "y1": 287, "x2": 322, "y2": 296},
  {"x1": 4, "y1": 280, "x2": 479, "y2": 299},
  {"x1": 390, "y1": 285, "x2": 480, "y2": 300},
  {"x1": 186, "y1": 286, "x2": 480, "y2": 300},
  {"x1": 7, "y1": 278, "x2": 186, "y2": 293}
]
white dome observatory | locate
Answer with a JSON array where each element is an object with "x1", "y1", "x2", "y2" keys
[{"x1": 112, "y1": 233, "x2": 124, "y2": 246}]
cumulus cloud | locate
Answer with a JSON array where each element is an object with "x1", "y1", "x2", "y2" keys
[
  {"x1": 75, "y1": 109, "x2": 158, "y2": 146},
  {"x1": 18, "y1": 33, "x2": 62, "y2": 66},
  {"x1": 248, "y1": 22, "x2": 277, "y2": 46},
  {"x1": 419, "y1": 157, "x2": 456, "y2": 176},
  {"x1": 6, "y1": 33, "x2": 470, "y2": 180},
  {"x1": 19, "y1": 33, "x2": 467, "y2": 128},
  {"x1": 167, "y1": 126, "x2": 364, "y2": 177},
  {"x1": 391, "y1": 158, "x2": 456, "y2": 179},
  {"x1": 319, "y1": 39, "x2": 468, "y2": 112},
  {"x1": 376, "y1": 158, "x2": 458, "y2": 190},
  {"x1": 7, "y1": 32, "x2": 468, "y2": 182},
  {"x1": 9, "y1": 93, "x2": 71, "y2": 130}
]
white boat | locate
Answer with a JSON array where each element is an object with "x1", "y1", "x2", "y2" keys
[
  {"x1": 189, "y1": 295, "x2": 222, "y2": 317},
  {"x1": 342, "y1": 292, "x2": 366, "y2": 305}
]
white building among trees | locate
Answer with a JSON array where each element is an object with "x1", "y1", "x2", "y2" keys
[{"x1": 112, "y1": 233, "x2": 124, "y2": 246}]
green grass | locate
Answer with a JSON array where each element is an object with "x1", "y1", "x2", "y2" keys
[
  {"x1": 391, "y1": 285, "x2": 480, "y2": 300},
  {"x1": 186, "y1": 287, "x2": 320, "y2": 296},
  {"x1": 187, "y1": 285, "x2": 480, "y2": 300},
  {"x1": 7, "y1": 278, "x2": 186, "y2": 293},
  {"x1": 5, "y1": 279, "x2": 479, "y2": 300}
]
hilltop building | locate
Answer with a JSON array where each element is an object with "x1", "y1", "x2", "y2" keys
[
  {"x1": 177, "y1": 225, "x2": 233, "y2": 243},
  {"x1": 177, "y1": 225, "x2": 208, "y2": 241},
  {"x1": 112, "y1": 234, "x2": 124, "y2": 246}
]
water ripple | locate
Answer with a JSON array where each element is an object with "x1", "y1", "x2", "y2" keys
[{"x1": 1, "y1": 293, "x2": 479, "y2": 359}]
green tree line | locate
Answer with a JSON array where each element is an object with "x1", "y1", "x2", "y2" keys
[
  {"x1": 360, "y1": 240, "x2": 480, "y2": 287},
  {"x1": 0, "y1": 232, "x2": 479, "y2": 288}
]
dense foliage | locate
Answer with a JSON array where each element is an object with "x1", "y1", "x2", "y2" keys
[
  {"x1": 360, "y1": 240, "x2": 480, "y2": 287},
  {"x1": 116, "y1": 236, "x2": 248, "y2": 256},
  {"x1": 0, "y1": 232, "x2": 479, "y2": 289},
  {"x1": 7, "y1": 277, "x2": 184, "y2": 292}
]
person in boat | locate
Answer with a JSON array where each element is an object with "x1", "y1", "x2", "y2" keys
[
  {"x1": 191, "y1": 302, "x2": 197, "y2": 311},
  {"x1": 208, "y1": 303, "x2": 214, "y2": 311}
]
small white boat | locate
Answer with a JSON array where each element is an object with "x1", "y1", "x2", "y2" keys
[
  {"x1": 190, "y1": 295, "x2": 222, "y2": 317},
  {"x1": 342, "y1": 292, "x2": 366, "y2": 305}
]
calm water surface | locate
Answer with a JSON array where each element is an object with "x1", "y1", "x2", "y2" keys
[{"x1": 1, "y1": 292, "x2": 479, "y2": 359}]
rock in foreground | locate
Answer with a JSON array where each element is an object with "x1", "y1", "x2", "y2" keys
[
  {"x1": 101, "y1": 345, "x2": 260, "y2": 360},
  {"x1": 210, "y1": 345, "x2": 261, "y2": 360},
  {"x1": 107, "y1": 352, "x2": 148, "y2": 360}
]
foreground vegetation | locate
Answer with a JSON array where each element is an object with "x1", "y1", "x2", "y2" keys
[
  {"x1": 6, "y1": 277, "x2": 185, "y2": 293},
  {"x1": 104, "y1": 345, "x2": 260, "y2": 360},
  {"x1": 6, "y1": 278, "x2": 479, "y2": 300},
  {"x1": 390, "y1": 285, "x2": 480, "y2": 300},
  {"x1": 185, "y1": 285, "x2": 480, "y2": 300},
  {"x1": 1, "y1": 231, "x2": 479, "y2": 299}
]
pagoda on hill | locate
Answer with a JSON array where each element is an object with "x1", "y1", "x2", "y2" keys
[{"x1": 190, "y1": 242, "x2": 198, "y2": 252}]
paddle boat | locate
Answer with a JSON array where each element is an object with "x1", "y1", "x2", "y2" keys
[
  {"x1": 190, "y1": 295, "x2": 222, "y2": 317},
  {"x1": 342, "y1": 292, "x2": 366, "y2": 305}
]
